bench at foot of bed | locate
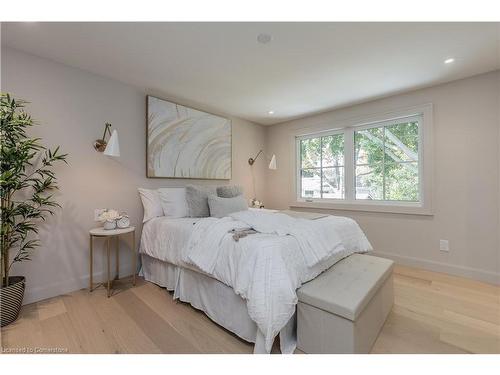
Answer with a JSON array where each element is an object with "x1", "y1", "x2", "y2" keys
[{"x1": 297, "y1": 254, "x2": 394, "y2": 354}]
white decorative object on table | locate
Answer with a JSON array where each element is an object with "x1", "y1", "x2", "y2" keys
[
  {"x1": 116, "y1": 214, "x2": 130, "y2": 229},
  {"x1": 103, "y1": 219, "x2": 117, "y2": 230},
  {"x1": 250, "y1": 198, "x2": 264, "y2": 208},
  {"x1": 97, "y1": 209, "x2": 121, "y2": 230}
]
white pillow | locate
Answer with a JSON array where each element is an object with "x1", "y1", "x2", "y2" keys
[
  {"x1": 158, "y1": 187, "x2": 188, "y2": 218},
  {"x1": 138, "y1": 188, "x2": 163, "y2": 223}
]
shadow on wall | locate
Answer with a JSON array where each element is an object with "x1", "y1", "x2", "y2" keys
[
  {"x1": 12, "y1": 198, "x2": 138, "y2": 304},
  {"x1": 22, "y1": 201, "x2": 86, "y2": 294}
]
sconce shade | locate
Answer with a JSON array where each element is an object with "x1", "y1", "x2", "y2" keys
[
  {"x1": 104, "y1": 129, "x2": 120, "y2": 157},
  {"x1": 268, "y1": 154, "x2": 277, "y2": 170}
]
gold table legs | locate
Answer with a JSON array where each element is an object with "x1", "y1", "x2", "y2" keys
[
  {"x1": 132, "y1": 230, "x2": 136, "y2": 286},
  {"x1": 89, "y1": 231, "x2": 136, "y2": 297}
]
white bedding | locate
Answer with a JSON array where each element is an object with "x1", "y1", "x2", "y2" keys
[
  {"x1": 140, "y1": 217, "x2": 199, "y2": 265},
  {"x1": 140, "y1": 211, "x2": 372, "y2": 354},
  {"x1": 182, "y1": 210, "x2": 372, "y2": 353}
]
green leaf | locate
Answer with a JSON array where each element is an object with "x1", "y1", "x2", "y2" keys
[{"x1": 1, "y1": 93, "x2": 68, "y2": 270}]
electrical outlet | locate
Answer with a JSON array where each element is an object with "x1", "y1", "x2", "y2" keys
[
  {"x1": 439, "y1": 239, "x2": 449, "y2": 252},
  {"x1": 94, "y1": 208, "x2": 106, "y2": 221}
]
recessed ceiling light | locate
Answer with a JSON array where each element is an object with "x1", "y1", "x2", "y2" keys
[
  {"x1": 257, "y1": 33, "x2": 272, "y2": 44},
  {"x1": 444, "y1": 58, "x2": 455, "y2": 64},
  {"x1": 268, "y1": 110, "x2": 275, "y2": 115}
]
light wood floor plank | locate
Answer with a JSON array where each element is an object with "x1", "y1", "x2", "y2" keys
[
  {"x1": 88, "y1": 287, "x2": 162, "y2": 354},
  {"x1": 2, "y1": 265, "x2": 499, "y2": 354},
  {"x1": 113, "y1": 287, "x2": 200, "y2": 353},
  {"x1": 37, "y1": 297, "x2": 67, "y2": 321},
  {"x1": 38, "y1": 313, "x2": 82, "y2": 353},
  {"x1": 371, "y1": 310, "x2": 467, "y2": 354},
  {"x1": 2, "y1": 303, "x2": 44, "y2": 352},
  {"x1": 61, "y1": 291, "x2": 121, "y2": 353},
  {"x1": 394, "y1": 265, "x2": 499, "y2": 295},
  {"x1": 131, "y1": 282, "x2": 253, "y2": 353}
]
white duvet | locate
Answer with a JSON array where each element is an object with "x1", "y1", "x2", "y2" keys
[
  {"x1": 182, "y1": 210, "x2": 372, "y2": 353},
  {"x1": 140, "y1": 217, "x2": 199, "y2": 265}
]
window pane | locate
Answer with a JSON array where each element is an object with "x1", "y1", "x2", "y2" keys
[
  {"x1": 355, "y1": 164, "x2": 383, "y2": 200},
  {"x1": 355, "y1": 127, "x2": 384, "y2": 165},
  {"x1": 300, "y1": 138, "x2": 321, "y2": 168},
  {"x1": 322, "y1": 167, "x2": 344, "y2": 199},
  {"x1": 384, "y1": 122, "x2": 419, "y2": 162},
  {"x1": 322, "y1": 134, "x2": 344, "y2": 167},
  {"x1": 301, "y1": 168, "x2": 321, "y2": 198},
  {"x1": 384, "y1": 162, "x2": 419, "y2": 201},
  {"x1": 298, "y1": 117, "x2": 421, "y2": 204}
]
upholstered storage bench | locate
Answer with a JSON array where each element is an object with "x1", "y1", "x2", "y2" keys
[{"x1": 297, "y1": 254, "x2": 394, "y2": 353}]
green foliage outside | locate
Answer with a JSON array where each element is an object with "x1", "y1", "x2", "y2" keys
[
  {"x1": 300, "y1": 121, "x2": 419, "y2": 201},
  {"x1": 300, "y1": 134, "x2": 344, "y2": 198}
]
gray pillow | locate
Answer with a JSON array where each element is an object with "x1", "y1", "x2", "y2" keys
[
  {"x1": 217, "y1": 185, "x2": 244, "y2": 198},
  {"x1": 185, "y1": 185, "x2": 217, "y2": 217},
  {"x1": 208, "y1": 195, "x2": 248, "y2": 218}
]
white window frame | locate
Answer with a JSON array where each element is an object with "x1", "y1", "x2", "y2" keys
[
  {"x1": 290, "y1": 104, "x2": 433, "y2": 215},
  {"x1": 297, "y1": 129, "x2": 346, "y2": 200}
]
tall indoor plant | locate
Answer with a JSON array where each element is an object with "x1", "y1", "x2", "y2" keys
[{"x1": 0, "y1": 93, "x2": 67, "y2": 327}]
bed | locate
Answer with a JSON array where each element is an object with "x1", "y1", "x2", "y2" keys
[{"x1": 139, "y1": 211, "x2": 372, "y2": 353}]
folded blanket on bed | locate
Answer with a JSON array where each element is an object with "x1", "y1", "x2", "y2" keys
[
  {"x1": 279, "y1": 209, "x2": 329, "y2": 220},
  {"x1": 230, "y1": 210, "x2": 343, "y2": 267}
]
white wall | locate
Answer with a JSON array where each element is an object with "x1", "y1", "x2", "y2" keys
[
  {"x1": 265, "y1": 71, "x2": 500, "y2": 284},
  {"x1": 1, "y1": 47, "x2": 268, "y2": 304}
]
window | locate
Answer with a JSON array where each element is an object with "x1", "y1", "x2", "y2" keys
[
  {"x1": 354, "y1": 119, "x2": 419, "y2": 202},
  {"x1": 295, "y1": 108, "x2": 431, "y2": 214},
  {"x1": 299, "y1": 134, "x2": 344, "y2": 199}
]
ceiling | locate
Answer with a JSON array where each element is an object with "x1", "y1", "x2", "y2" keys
[{"x1": 2, "y1": 22, "x2": 499, "y2": 125}]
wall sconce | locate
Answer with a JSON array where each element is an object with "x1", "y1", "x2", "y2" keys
[
  {"x1": 94, "y1": 122, "x2": 120, "y2": 157},
  {"x1": 248, "y1": 150, "x2": 277, "y2": 170}
]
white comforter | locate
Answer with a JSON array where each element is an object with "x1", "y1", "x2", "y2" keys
[
  {"x1": 140, "y1": 217, "x2": 199, "y2": 265},
  {"x1": 182, "y1": 210, "x2": 372, "y2": 353}
]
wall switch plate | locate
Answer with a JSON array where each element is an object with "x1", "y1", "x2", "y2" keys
[
  {"x1": 440, "y1": 239, "x2": 449, "y2": 252},
  {"x1": 94, "y1": 208, "x2": 106, "y2": 221}
]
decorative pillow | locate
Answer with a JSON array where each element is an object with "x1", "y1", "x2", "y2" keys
[
  {"x1": 208, "y1": 195, "x2": 248, "y2": 218},
  {"x1": 157, "y1": 187, "x2": 188, "y2": 218},
  {"x1": 185, "y1": 185, "x2": 217, "y2": 217},
  {"x1": 138, "y1": 188, "x2": 163, "y2": 223},
  {"x1": 217, "y1": 185, "x2": 244, "y2": 198}
]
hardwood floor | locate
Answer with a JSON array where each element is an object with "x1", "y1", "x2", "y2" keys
[{"x1": 1, "y1": 264, "x2": 499, "y2": 354}]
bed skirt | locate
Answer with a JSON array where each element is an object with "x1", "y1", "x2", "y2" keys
[{"x1": 139, "y1": 254, "x2": 296, "y2": 353}]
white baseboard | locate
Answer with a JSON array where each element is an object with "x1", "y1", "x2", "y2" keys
[
  {"x1": 373, "y1": 251, "x2": 500, "y2": 286},
  {"x1": 22, "y1": 266, "x2": 134, "y2": 305}
]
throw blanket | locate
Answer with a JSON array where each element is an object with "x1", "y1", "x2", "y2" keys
[
  {"x1": 231, "y1": 210, "x2": 343, "y2": 267},
  {"x1": 183, "y1": 210, "x2": 372, "y2": 353}
]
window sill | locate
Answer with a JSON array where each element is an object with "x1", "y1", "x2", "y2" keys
[{"x1": 290, "y1": 200, "x2": 433, "y2": 216}]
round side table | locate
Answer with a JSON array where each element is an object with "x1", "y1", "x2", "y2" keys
[{"x1": 89, "y1": 226, "x2": 136, "y2": 297}]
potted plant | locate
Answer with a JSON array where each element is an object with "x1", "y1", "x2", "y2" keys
[{"x1": 1, "y1": 93, "x2": 67, "y2": 327}]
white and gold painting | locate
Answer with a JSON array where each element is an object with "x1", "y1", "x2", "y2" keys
[{"x1": 147, "y1": 96, "x2": 232, "y2": 179}]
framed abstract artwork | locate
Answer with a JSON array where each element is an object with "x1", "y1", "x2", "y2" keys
[{"x1": 146, "y1": 95, "x2": 232, "y2": 179}]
